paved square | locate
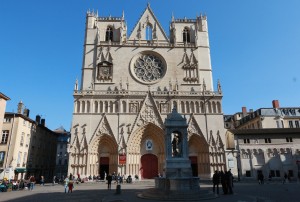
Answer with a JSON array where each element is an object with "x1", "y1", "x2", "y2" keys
[{"x1": 0, "y1": 180, "x2": 299, "y2": 202}]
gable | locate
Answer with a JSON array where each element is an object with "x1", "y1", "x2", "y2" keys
[{"x1": 128, "y1": 4, "x2": 169, "y2": 42}]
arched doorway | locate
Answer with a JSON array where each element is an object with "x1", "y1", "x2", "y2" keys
[
  {"x1": 99, "y1": 157, "x2": 109, "y2": 180},
  {"x1": 141, "y1": 154, "x2": 158, "y2": 179}
]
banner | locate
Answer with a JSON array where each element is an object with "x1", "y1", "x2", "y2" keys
[{"x1": 119, "y1": 154, "x2": 126, "y2": 164}]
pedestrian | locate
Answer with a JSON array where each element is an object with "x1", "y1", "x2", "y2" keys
[
  {"x1": 29, "y1": 176, "x2": 35, "y2": 191},
  {"x1": 64, "y1": 176, "x2": 69, "y2": 193},
  {"x1": 40, "y1": 176, "x2": 44, "y2": 186},
  {"x1": 220, "y1": 170, "x2": 228, "y2": 195},
  {"x1": 225, "y1": 171, "x2": 233, "y2": 194},
  {"x1": 283, "y1": 173, "x2": 288, "y2": 184},
  {"x1": 107, "y1": 174, "x2": 112, "y2": 190},
  {"x1": 53, "y1": 176, "x2": 56, "y2": 186},
  {"x1": 68, "y1": 180, "x2": 74, "y2": 193},
  {"x1": 212, "y1": 170, "x2": 220, "y2": 194}
]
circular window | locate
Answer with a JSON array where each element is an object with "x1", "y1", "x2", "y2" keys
[{"x1": 130, "y1": 51, "x2": 167, "y2": 84}]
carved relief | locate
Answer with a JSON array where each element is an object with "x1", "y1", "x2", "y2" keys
[
  {"x1": 160, "y1": 103, "x2": 169, "y2": 113},
  {"x1": 97, "y1": 62, "x2": 113, "y2": 82},
  {"x1": 129, "y1": 103, "x2": 139, "y2": 113},
  {"x1": 182, "y1": 50, "x2": 199, "y2": 83}
]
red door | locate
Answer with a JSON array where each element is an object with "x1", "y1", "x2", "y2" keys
[{"x1": 141, "y1": 154, "x2": 158, "y2": 179}]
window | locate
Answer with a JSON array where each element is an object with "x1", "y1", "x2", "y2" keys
[
  {"x1": 105, "y1": 26, "x2": 113, "y2": 41},
  {"x1": 295, "y1": 121, "x2": 300, "y2": 128},
  {"x1": 286, "y1": 137, "x2": 293, "y2": 142},
  {"x1": 64, "y1": 159, "x2": 68, "y2": 165},
  {"x1": 289, "y1": 121, "x2": 293, "y2": 128},
  {"x1": 58, "y1": 159, "x2": 62, "y2": 165},
  {"x1": 145, "y1": 25, "x2": 152, "y2": 40},
  {"x1": 245, "y1": 170, "x2": 251, "y2": 177},
  {"x1": 60, "y1": 143, "x2": 63, "y2": 149},
  {"x1": 183, "y1": 27, "x2": 190, "y2": 43},
  {"x1": 23, "y1": 152, "x2": 27, "y2": 166},
  {"x1": 26, "y1": 134, "x2": 30, "y2": 147},
  {"x1": 270, "y1": 170, "x2": 275, "y2": 177},
  {"x1": 20, "y1": 132, "x2": 25, "y2": 146},
  {"x1": 244, "y1": 139, "x2": 250, "y2": 144},
  {"x1": 1, "y1": 130, "x2": 9, "y2": 144},
  {"x1": 264, "y1": 138, "x2": 271, "y2": 143},
  {"x1": 275, "y1": 170, "x2": 280, "y2": 177},
  {"x1": 4, "y1": 118, "x2": 11, "y2": 123},
  {"x1": 0, "y1": 151, "x2": 5, "y2": 166},
  {"x1": 17, "y1": 152, "x2": 22, "y2": 166}
]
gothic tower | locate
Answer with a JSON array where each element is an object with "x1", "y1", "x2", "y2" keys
[{"x1": 68, "y1": 4, "x2": 226, "y2": 179}]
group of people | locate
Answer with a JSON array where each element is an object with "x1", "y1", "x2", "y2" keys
[
  {"x1": 105, "y1": 172, "x2": 137, "y2": 190},
  {"x1": 212, "y1": 170, "x2": 234, "y2": 195}
]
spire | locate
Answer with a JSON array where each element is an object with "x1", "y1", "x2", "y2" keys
[
  {"x1": 202, "y1": 79, "x2": 206, "y2": 91},
  {"x1": 217, "y1": 79, "x2": 222, "y2": 92},
  {"x1": 122, "y1": 10, "x2": 125, "y2": 20},
  {"x1": 171, "y1": 12, "x2": 175, "y2": 22},
  {"x1": 75, "y1": 78, "x2": 78, "y2": 91},
  {"x1": 147, "y1": 2, "x2": 150, "y2": 7}
]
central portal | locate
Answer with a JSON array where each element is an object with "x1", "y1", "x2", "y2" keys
[{"x1": 141, "y1": 154, "x2": 158, "y2": 179}]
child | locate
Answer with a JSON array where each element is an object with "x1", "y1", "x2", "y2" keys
[{"x1": 68, "y1": 180, "x2": 74, "y2": 193}]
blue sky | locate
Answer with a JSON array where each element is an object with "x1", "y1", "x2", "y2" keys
[{"x1": 1, "y1": 0, "x2": 300, "y2": 130}]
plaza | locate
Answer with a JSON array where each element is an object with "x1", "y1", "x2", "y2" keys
[{"x1": 1, "y1": 180, "x2": 299, "y2": 202}]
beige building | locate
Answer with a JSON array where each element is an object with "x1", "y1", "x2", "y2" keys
[
  {"x1": 0, "y1": 101, "x2": 58, "y2": 181},
  {"x1": 224, "y1": 100, "x2": 300, "y2": 180},
  {"x1": 68, "y1": 4, "x2": 227, "y2": 180},
  {"x1": 0, "y1": 92, "x2": 10, "y2": 175}
]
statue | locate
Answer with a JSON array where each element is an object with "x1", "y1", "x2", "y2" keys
[{"x1": 172, "y1": 133, "x2": 181, "y2": 157}]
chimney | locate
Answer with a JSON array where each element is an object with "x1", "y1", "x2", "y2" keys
[
  {"x1": 41, "y1": 119, "x2": 45, "y2": 126},
  {"x1": 272, "y1": 100, "x2": 280, "y2": 108},
  {"x1": 17, "y1": 101, "x2": 24, "y2": 114},
  {"x1": 23, "y1": 108, "x2": 30, "y2": 117},
  {"x1": 242, "y1": 106, "x2": 247, "y2": 117},
  {"x1": 36, "y1": 115, "x2": 41, "y2": 124}
]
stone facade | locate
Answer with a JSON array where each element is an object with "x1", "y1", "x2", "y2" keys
[
  {"x1": 224, "y1": 100, "x2": 300, "y2": 181},
  {"x1": 68, "y1": 4, "x2": 226, "y2": 179},
  {"x1": 0, "y1": 101, "x2": 57, "y2": 181}
]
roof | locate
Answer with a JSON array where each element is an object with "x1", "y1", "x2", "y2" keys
[
  {"x1": 229, "y1": 128, "x2": 300, "y2": 135},
  {"x1": 0, "y1": 92, "x2": 10, "y2": 101}
]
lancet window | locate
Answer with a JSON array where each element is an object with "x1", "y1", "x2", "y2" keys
[
  {"x1": 183, "y1": 27, "x2": 190, "y2": 43},
  {"x1": 105, "y1": 26, "x2": 113, "y2": 41}
]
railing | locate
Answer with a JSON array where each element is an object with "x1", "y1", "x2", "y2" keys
[{"x1": 74, "y1": 90, "x2": 222, "y2": 97}]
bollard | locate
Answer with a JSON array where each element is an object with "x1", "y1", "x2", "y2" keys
[{"x1": 116, "y1": 184, "x2": 121, "y2": 194}]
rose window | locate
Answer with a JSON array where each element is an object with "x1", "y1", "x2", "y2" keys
[{"x1": 132, "y1": 54, "x2": 165, "y2": 83}]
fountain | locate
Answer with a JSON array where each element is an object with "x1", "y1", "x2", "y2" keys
[{"x1": 138, "y1": 107, "x2": 216, "y2": 201}]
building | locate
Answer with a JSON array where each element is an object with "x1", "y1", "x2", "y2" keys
[
  {"x1": 0, "y1": 101, "x2": 58, "y2": 181},
  {"x1": 68, "y1": 4, "x2": 227, "y2": 179},
  {"x1": 224, "y1": 100, "x2": 300, "y2": 181},
  {"x1": 0, "y1": 92, "x2": 10, "y2": 176},
  {"x1": 54, "y1": 126, "x2": 70, "y2": 180}
]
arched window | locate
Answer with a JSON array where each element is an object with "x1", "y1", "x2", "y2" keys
[
  {"x1": 217, "y1": 102, "x2": 222, "y2": 113},
  {"x1": 183, "y1": 27, "x2": 190, "y2": 43},
  {"x1": 122, "y1": 101, "x2": 126, "y2": 113},
  {"x1": 190, "y1": 102, "x2": 195, "y2": 113},
  {"x1": 110, "y1": 101, "x2": 114, "y2": 113},
  {"x1": 82, "y1": 101, "x2": 86, "y2": 113},
  {"x1": 115, "y1": 101, "x2": 119, "y2": 113},
  {"x1": 195, "y1": 102, "x2": 200, "y2": 113},
  {"x1": 100, "y1": 101, "x2": 103, "y2": 113},
  {"x1": 87, "y1": 101, "x2": 90, "y2": 113},
  {"x1": 145, "y1": 24, "x2": 152, "y2": 40},
  {"x1": 105, "y1": 101, "x2": 108, "y2": 112},
  {"x1": 212, "y1": 101, "x2": 217, "y2": 113},
  {"x1": 207, "y1": 102, "x2": 212, "y2": 113},
  {"x1": 94, "y1": 101, "x2": 98, "y2": 113},
  {"x1": 105, "y1": 26, "x2": 113, "y2": 41},
  {"x1": 76, "y1": 101, "x2": 80, "y2": 113},
  {"x1": 186, "y1": 101, "x2": 190, "y2": 113},
  {"x1": 181, "y1": 101, "x2": 185, "y2": 113},
  {"x1": 200, "y1": 102, "x2": 204, "y2": 113},
  {"x1": 173, "y1": 101, "x2": 178, "y2": 110}
]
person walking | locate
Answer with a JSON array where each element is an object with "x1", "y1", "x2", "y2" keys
[
  {"x1": 29, "y1": 176, "x2": 35, "y2": 191},
  {"x1": 68, "y1": 180, "x2": 74, "y2": 193},
  {"x1": 212, "y1": 170, "x2": 220, "y2": 194},
  {"x1": 40, "y1": 176, "x2": 44, "y2": 186},
  {"x1": 107, "y1": 174, "x2": 112, "y2": 190},
  {"x1": 220, "y1": 171, "x2": 228, "y2": 195},
  {"x1": 283, "y1": 173, "x2": 288, "y2": 184},
  {"x1": 64, "y1": 177, "x2": 69, "y2": 193}
]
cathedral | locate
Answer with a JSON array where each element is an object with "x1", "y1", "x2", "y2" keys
[{"x1": 68, "y1": 4, "x2": 226, "y2": 179}]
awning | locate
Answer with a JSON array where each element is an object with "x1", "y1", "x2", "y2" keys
[{"x1": 15, "y1": 168, "x2": 27, "y2": 173}]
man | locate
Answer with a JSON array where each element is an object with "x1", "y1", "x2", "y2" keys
[
  {"x1": 212, "y1": 170, "x2": 220, "y2": 194},
  {"x1": 107, "y1": 174, "x2": 112, "y2": 190},
  {"x1": 64, "y1": 176, "x2": 69, "y2": 193}
]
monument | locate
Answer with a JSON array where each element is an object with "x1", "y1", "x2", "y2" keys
[{"x1": 138, "y1": 107, "x2": 216, "y2": 200}]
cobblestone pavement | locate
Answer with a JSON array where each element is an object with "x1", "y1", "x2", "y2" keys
[{"x1": 0, "y1": 180, "x2": 299, "y2": 202}]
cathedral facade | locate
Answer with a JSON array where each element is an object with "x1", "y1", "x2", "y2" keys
[{"x1": 68, "y1": 4, "x2": 226, "y2": 179}]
